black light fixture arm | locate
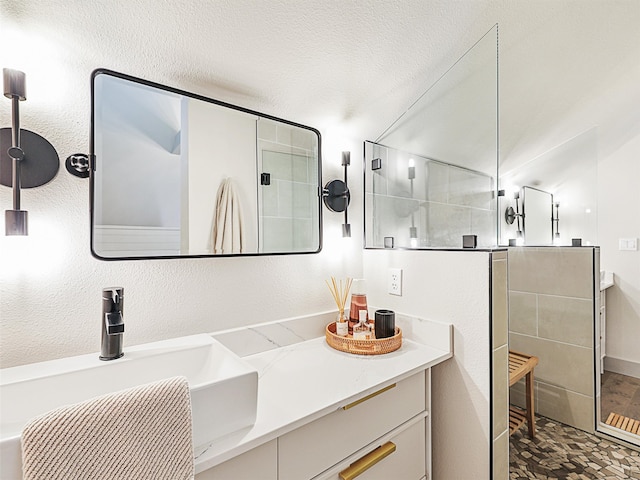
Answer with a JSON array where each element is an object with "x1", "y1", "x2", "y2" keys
[
  {"x1": 2, "y1": 68, "x2": 60, "y2": 236},
  {"x1": 3, "y1": 68, "x2": 27, "y2": 235},
  {"x1": 322, "y1": 151, "x2": 351, "y2": 237}
]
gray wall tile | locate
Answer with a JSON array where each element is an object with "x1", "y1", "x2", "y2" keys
[
  {"x1": 492, "y1": 258, "x2": 508, "y2": 348},
  {"x1": 493, "y1": 345, "x2": 509, "y2": 435},
  {"x1": 509, "y1": 292, "x2": 537, "y2": 336},
  {"x1": 510, "y1": 333, "x2": 593, "y2": 396},
  {"x1": 536, "y1": 381, "x2": 595, "y2": 433},
  {"x1": 538, "y1": 295, "x2": 594, "y2": 347},
  {"x1": 508, "y1": 247, "x2": 594, "y2": 298}
]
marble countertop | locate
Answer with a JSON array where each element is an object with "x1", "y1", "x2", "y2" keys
[{"x1": 194, "y1": 313, "x2": 452, "y2": 473}]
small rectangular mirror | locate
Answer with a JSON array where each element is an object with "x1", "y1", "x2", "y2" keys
[
  {"x1": 91, "y1": 69, "x2": 322, "y2": 259},
  {"x1": 522, "y1": 186, "x2": 553, "y2": 245}
]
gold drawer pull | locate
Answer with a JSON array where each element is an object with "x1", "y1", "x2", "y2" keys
[
  {"x1": 339, "y1": 441, "x2": 396, "y2": 480},
  {"x1": 342, "y1": 383, "x2": 396, "y2": 410}
]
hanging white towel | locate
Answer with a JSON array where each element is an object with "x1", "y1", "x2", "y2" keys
[
  {"x1": 21, "y1": 376, "x2": 194, "y2": 480},
  {"x1": 212, "y1": 177, "x2": 246, "y2": 254}
]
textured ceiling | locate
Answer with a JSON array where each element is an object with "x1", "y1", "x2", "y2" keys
[{"x1": 1, "y1": 0, "x2": 639, "y2": 171}]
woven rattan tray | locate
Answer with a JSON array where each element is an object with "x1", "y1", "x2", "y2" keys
[{"x1": 325, "y1": 322, "x2": 402, "y2": 355}]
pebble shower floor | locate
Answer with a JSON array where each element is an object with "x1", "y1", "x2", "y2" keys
[{"x1": 510, "y1": 415, "x2": 640, "y2": 479}]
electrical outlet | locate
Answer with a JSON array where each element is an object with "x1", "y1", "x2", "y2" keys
[
  {"x1": 388, "y1": 268, "x2": 402, "y2": 296},
  {"x1": 619, "y1": 238, "x2": 638, "y2": 251}
]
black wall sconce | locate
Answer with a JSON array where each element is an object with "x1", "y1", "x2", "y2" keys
[
  {"x1": 1, "y1": 68, "x2": 59, "y2": 235},
  {"x1": 323, "y1": 151, "x2": 351, "y2": 237}
]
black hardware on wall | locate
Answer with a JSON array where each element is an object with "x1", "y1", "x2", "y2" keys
[
  {"x1": 1, "y1": 68, "x2": 60, "y2": 236},
  {"x1": 65, "y1": 153, "x2": 91, "y2": 178},
  {"x1": 322, "y1": 151, "x2": 351, "y2": 237}
]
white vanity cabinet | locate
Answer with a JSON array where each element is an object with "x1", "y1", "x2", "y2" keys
[
  {"x1": 194, "y1": 318, "x2": 451, "y2": 479},
  {"x1": 196, "y1": 440, "x2": 278, "y2": 480},
  {"x1": 197, "y1": 371, "x2": 430, "y2": 480},
  {"x1": 279, "y1": 372, "x2": 426, "y2": 480}
]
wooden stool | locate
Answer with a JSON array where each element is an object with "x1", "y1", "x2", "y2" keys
[{"x1": 508, "y1": 350, "x2": 539, "y2": 438}]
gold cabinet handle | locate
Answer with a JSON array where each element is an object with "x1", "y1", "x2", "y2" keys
[
  {"x1": 342, "y1": 383, "x2": 396, "y2": 410},
  {"x1": 339, "y1": 442, "x2": 396, "y2": 480}
]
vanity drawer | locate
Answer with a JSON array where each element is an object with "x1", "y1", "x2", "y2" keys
[
  {"x1": 316, "y1": 418, "x2": 426, "y2": 480},
  {"x1": 278, "y1": 372, "x2": 425, "y2": 480}
]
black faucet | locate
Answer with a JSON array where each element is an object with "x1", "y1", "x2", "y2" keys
[{"x1": 100, "y1": 287, "x2": 125, "y2": 360}]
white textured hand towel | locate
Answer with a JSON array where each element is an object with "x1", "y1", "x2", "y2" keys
[
  {"x1": 212, "y1": 177, "x2": 245, "y2": 254},
  {"x1": 21, "y1": 376, "x2": 194, "y2": 480}
]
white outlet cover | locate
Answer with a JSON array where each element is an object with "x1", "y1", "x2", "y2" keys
[
  {"x1": 388, "y1": 268, "x2": 402, "y2": 296},
  {"x1": 619, "y1": 238, "x2": 638, "y2": 251}
]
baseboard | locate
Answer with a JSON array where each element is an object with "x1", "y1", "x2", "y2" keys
[{"x1": 604, "y1": 356, "x2": 640, "y2": 378}]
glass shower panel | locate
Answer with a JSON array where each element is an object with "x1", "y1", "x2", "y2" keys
[
  {"x1": 364, "y1": 25, "x2": 498, "y2": 249},
  {"x1": 365, "y1": 141, "x2": 495, "y2": 249},
  {"x1": 256, "y1": 119, "x2": 319, "y2": 253},
  {"x1": 259, "y1": 150, "x2": 319, "y2": 252}
]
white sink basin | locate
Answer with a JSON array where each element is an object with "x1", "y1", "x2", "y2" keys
[{"x1": 0, "y1": 334, "x2": 258, "y2": 477}]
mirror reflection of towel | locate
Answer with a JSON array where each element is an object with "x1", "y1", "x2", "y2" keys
[{"x1": 212, "y1": 178, "x2": 245, "y2": 254}]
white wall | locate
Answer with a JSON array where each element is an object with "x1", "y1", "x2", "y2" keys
[
  {"x1": 598, "y1": 132, "x2": 640, "y2": 371},
  {"x1": 363, "y1": 249, "x2": 492, "y2": 479},
  {"x1": 0, "y1": 72, "x2": 363, "y2": 369},
  {"x1": 0, "y1": 144, "x2": 362, "y2": 370},
  {"x1": 187, "y1": 100, "x2": 259, "y2": 253},
  {"x1": 96, "y1": 75, "x2": 182, "y2": 228}
]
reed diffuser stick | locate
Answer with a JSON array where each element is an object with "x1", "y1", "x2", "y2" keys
[{"x1": 325, "y1": 276, "x2": 352, "y2": 320}]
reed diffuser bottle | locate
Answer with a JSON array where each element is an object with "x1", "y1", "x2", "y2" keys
[{"x1": 326, "y1": 277, "x2": 352, "y2": 337}]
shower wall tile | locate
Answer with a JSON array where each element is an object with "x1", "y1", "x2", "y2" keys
[
  {"x1": 493, "y1": 344, "x2": 509, "y2": 435},
  {"x1": 509, "y1": 379, "x2": 529, "y2": 410},
  {"x1": 493, "y1": 430, "x2": 509, "y2": 480},
  {"x1": 276, "y1": 124, "x2": 292, "y2": 145},
  {"x1": 427, "y1": 202, "x2": 471, "y2": 247},
  {"x1": 293, "y1": 183, "x2": 314, "y2": 219},
  {"x1": 365, "y1": 140, "x2": 495, "y2": 248},
  {"x1": 263, "y1": 153, "x2": 293, "y2": 181},
  {"x1": 492, "y1": 257, "x2": 508, "y2": 348},
  {"x1": 492, "y1": 251, "x2": 509, "y2": 480},
  {"x1": 509, "y1": 292, "x2": 537, "y2": 336},
  {"x1": 292, "y1": 155, "x2": 309, "y2": 183},
  {"x1": 472, "y1": 208, "x2": 496, "y2": 249},
  {"x1": 538, "y1": 295, "x2": 593, "y2": 347},
  {"x1": 385, "y1": 151, "x2": 414, "y2": 200},
  {"x1": 508, "y1": 247, "x2": 594, "y2": 298},
  {"x1": 293, "y1": 219, "x2": 313, "y2": 250},
  {"x1": 307, "y1": 157, "x2": 318, "y2": 186},
  {"x1": 536, "y1": 381, "x2": 595, "y2": 432},
  {"x1": 257, "y1": 120, "x2": 277, "y2": 142},
  {"x1": 426, "y1": 161, "x2": 449, "y2": 203},
  {"x1": 449, "y1": 167, "x2": 493, "y2": 210},
  {"x1": 493, "y1": 251, "x2": 508, "y2": 261},
  {"x1": 262, "y1": 218, "x2": 293, "y2": 252},
  {"x1": 290, "y1": 128, "x2": 316, "y2": 150},
  {"x1": 510, "y1": 333, "x2": 593, "y2": 397},
  {"x1": 277, "y1": 180, "x2": 293, "y2": 217},
  {"x1": 261, "y1": 184, "x2": 279, "y2": 217},
  {"x1": 508, "y1": 247, "x2": 598, "y2": 433}
]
